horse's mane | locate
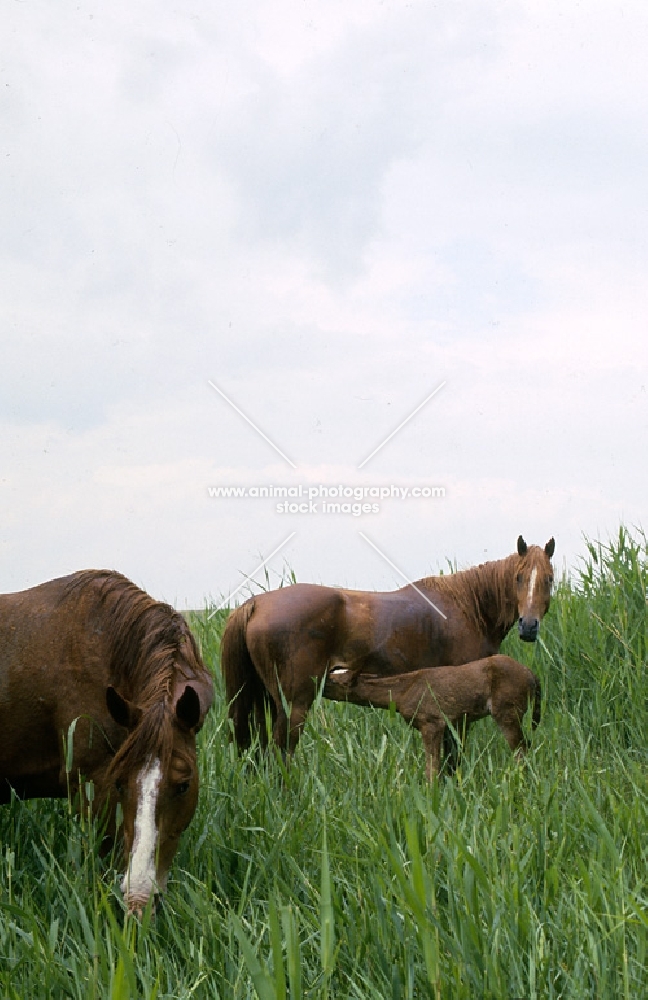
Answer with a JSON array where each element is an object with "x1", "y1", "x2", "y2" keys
[
  {"x1": 59, "y1": 570, "x2": 209, "y2": 773},
  {"x1": 414, "y1": 553, "x2": 520, "y2": 634}
]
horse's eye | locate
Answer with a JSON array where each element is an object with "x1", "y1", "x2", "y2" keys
[
  {"x1": 176, "y1": 781, "x2": 190, "y2": 796},
  {"x1": 516, "y1": 574, "x2": 522, "y2": 585}
]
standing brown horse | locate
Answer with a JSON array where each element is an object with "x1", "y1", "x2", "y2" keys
[
  {"x1": 221, "y1": 536, "x2": 554, "y2": 755},
  {"x1": 0, "y1": 570, "x2": 213, "y2": 914}
]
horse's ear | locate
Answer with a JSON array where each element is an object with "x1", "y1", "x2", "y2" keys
[
  {"x1": 517, "y1": 535, "x2": 528, "y2": 556},
  {"x1": 175, "y1": 685, "x2": 201, "y2": 732},
  {"x1": 106, "y1": 686, "x2": 142, "y2": 730},
  {"x1": 544, "y1": 537, "x2": 555, "y2": 558}
]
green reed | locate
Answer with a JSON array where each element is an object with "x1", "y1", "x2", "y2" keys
[{"x1": 1, "y1": 527, "x2": 646, "y2": 997}]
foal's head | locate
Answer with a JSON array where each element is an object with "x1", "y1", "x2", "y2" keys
[
  {"x1": 105, "y1": 681, "x2": 209, "y2": 915},
  {"x1": 515, "y1": 536, "x2": 555, "y2": 642}
]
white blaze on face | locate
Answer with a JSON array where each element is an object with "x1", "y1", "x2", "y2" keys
[
  {"x1": 121, "y1": 758, "x2": 162, "y2": 907},
  {"x1": 526, "y1": 567, "x2": 538, "y2": 607}
]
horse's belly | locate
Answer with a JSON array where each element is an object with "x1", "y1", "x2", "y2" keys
[
  {"x1": 0, "y1": 708, "x2": 61, "y2": 780},
  {"x1": 0, "y1": 670, "x2": 64, "y2": 782},
  {"x1": 0, "y1": 766, "x2": 65, "y2": 802}
]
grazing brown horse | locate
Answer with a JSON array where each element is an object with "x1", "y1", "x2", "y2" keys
[
  {"x1": 324, "y1": 655, "x2": 541, "y2": 780},
  {"x1": 221, "y1": 535, "x2": 554, "y2": 755},
  {"x1": 0, "y1": 570, "x2": 213, "y2": 914}
]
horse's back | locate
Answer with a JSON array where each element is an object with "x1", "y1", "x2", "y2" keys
[
  {"x1": 339, "y1": 585, "x2": 485, "y2": 674},
  {"x1": 0, "y1": 572, "x2": 111, "y2": 686},
  {"x1": 247, "y1": 582, "x2": 343, "y2": 624},
  {"x1": 242, "y1": 584, "x2": 346, "y2": 697},
  {"x1": 244, "y1": 584, "x2": 345, "y2": 641},
  {"x1": 0, "y1": 571, "x2": 111, "y2": 645}
]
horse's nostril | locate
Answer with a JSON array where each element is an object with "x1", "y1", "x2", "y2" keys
[{"x1": 518, "y1": 614, "x2": 540, "y2": 643}]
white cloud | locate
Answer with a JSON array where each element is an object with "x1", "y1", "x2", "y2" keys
[{"x1": 1, "y1": 0, "x2": 647, "y2": 605}]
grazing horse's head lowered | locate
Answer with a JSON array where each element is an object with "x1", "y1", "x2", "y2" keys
[
  {"x1": 515, "y1": 535, "x2": 555, "y2": 642},
  {"x1": 0, "y1": 570, "x2": 213, "y2": 917},
  {"x1": 106, "y1": 679, "x2": 209, "y2": 915}
]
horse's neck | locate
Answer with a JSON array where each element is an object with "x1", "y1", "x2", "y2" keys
[{"x1": 468, "y1": 555, "x2": 518, "y2": 648}]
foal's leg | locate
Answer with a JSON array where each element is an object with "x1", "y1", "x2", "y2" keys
[
  {"x1": 493, "y1": 707, "x2": 527, "y2": 758},
  {"x1": 441, "y1": 727, "x2": 459, "y2": 774},
  {"x1": 417, "y1": 719, "x2": 446, "y2": 782},
  {"x1": 441, "y1": 716, "x2": 472, "y2": 775}
]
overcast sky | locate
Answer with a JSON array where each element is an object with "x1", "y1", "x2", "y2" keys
[{"x1": 2, "y1": 0, "x2": 647, "y2": 608}]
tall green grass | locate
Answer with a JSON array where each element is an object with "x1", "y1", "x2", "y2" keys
[{"x1": 1, "y1": 528, "x2": 646, "y2": 998}]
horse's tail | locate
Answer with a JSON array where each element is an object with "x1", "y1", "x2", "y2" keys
[
  {"x1": 220, "y1": 600, "x2": 259, "y2": 749},
  {"x1": 531, "y1": 674, "x2": 542, "y2": 730}
]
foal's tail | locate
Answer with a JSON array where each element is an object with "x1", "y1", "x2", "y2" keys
[{"x1": 220, "y1": 600, "x2": 260, "y2": 749}]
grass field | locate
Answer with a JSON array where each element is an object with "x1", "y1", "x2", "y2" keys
[{"x1": 1, "y1": 528, "x2": 646, "y2": 998}]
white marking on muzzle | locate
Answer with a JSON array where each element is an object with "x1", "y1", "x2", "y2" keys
[
  {"x1": 121, "y1": 758, "x2": 162, "y2": 909},
  {"x1": 526, "y1": 567, "x2": 537, "y2": 605}
]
